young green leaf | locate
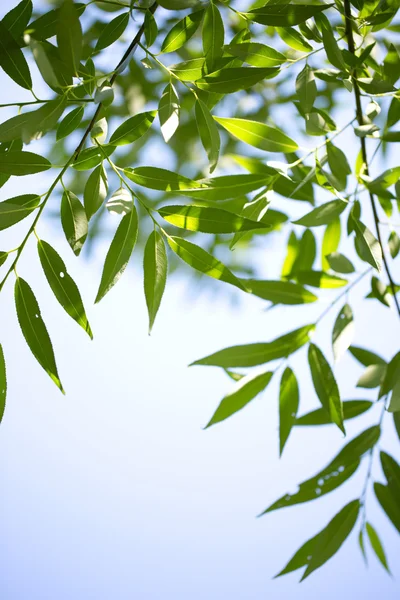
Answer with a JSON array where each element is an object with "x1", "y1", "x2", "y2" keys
[
  {"x1": 158, "y1": 205, "x2": 268, "y2": 234},
  {"x1": 2, "y1": 0, "x2": 32, "y2": 40},
  {"x1": 0, "y1": 21, "x2": 32, "y2": 89},
  {"x1": 15, "y1": 277, "x2": 64, "y2": 392},
  {"x1": 294, "y1": 200, "x2": 347, "y2": 227},
  {"x1": 388, "y1": 378, "x2": 400, "y2": 413},
  {"x1": 296, "y1": 400, "x2": 373, "y2": 426},
  {"x1": 124, "y1": 166, "x2": 202, "y2": 191},
  {"x1": 388, "y1": 231, "x2": 400, "y2": 259},
  {"x1": 332, "y1": 304, "x2": 354, "y2": 362},
  {"x1": 354, "y1": 219, "x2": 382, "y2": 271},
  {"x1": 244, "y1": 280, "x2": 317, "y2": 305},
  {"x1": 144, "y1": 230, "x2": 167, "y2": 334},
  {"x1": 228, "y1": 42, "x2": 286, "y2": 68},
  {"x1": 95, "y1": 12, "x2": 130, "y2": 51},
  {"x1": 0, "y1": 194, "x2": 40, "y2": 230},
  {"x1": 246, "y1": 4, "x2": 333, "y2": 27},
  {"x1": 276, "y1": 26, "x2": 313, "y2": 52},
  {"x1": 95, "y1": 205, "x2": 139, "y2": 303},
  {"x1": 326, "y1": 252, "x2": 355, "y2": 274},
  {"x1": 327, "y1": 144, "x2": 351, "y2": 191},
  {"x1": 144, "y1": 11, "x2": 158, "y2": 47},
  {"x1": 84, "y1": 165, "x2": 108, "y2": 220},
  {"x1": 170, "y1": 58, "x2": 206, "y2": 81},
  {"x1": 37, "y1": 240, "x2": 92, "y2": 339},
  {"x1": 166, "y1": 235, "x2": 247, "y2": 292},
  {"x1": 196, "y1": 67, "x2": 278, "y2": 94},
  {"x1": 282, "y1": 231, "x2": 299, "y2": 277},
  {"x1": 0, "y1": 151, "x2": 51, "y2": 175},
  {"x1": 56, "y1": 106, "x2": 84, "y2": 141},
  {"x1": 349, "y1": 346, "x2": 386, "y2": 367},
  {"x1": 322, "y1": 218, "x2": 341, "y2": 271},
  {"x1": 0, "y1": 344, "x2": 6, "y2": 424},
  {"x1": 72, "y1": 145, "x2": 115, "y2": 171},
  {"x1": 57, "y1": 0, "x2": 83, "y2": 77},
  {"x1": 160, "y1": 9, "x2": 204, "y2": 54},
  {"x1": 195, "y1": 98, "x2": 220, "y2": 173},
  {"x1": 106, "y1": 187, "x2": 133, "y2": 216},
  {"x1": 275, "y1": 531, "x2": 321, "y2": 578},
  {"x1": 214, "y1": 116, "x2": 298, "y2": 153},
  {"x1": 279, "y1": 367, "x2": 299, "y2": 455},
  {"x1": 366, "y1": 522, "x2": 391, "y2": 573},
  {"x1": 202, "y1": 1, "x2": 224, "y2": 73},
  {"x1": 308, "y1": 343, "x2": 345, "y2": 433},
  {"x1": 158, "y1": 83, "x2": 180, "y2": 143},
  {"x1": 206, "y1": 370, "x2": 273, "y2": 428},
  {"x1": 60, "y1": 190, "x2": 88, "y2": 256},
  {"x1": 316, "y1": 13, "x2": 346, "y2": 72},
  {"x1": 191, "y1": 325, "x2": 314, "y2": 368},
  {"x1": 296, "y1": 64, "x2": 316, "y2": 115},
  {"x1": 374, "y1": 483, "x2": 400, "y2": 533},
  {"x1": 179, "y1": 174, "x2": 270, "y2": 201},
  {"x1": 295, "y1": 270, "x2": 347, "y2": 289},
  {"x1": 380, "y1": 451, "x2": 400, "y2": 498}
]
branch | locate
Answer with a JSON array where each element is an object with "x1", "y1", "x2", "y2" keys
[{"x1": 343, "y1": 0, "x2": 400, "y2": 318}]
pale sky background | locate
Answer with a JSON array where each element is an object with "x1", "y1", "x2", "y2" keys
[{"x1": 1, "y1": 1, "x2": 399, "y2": 599}]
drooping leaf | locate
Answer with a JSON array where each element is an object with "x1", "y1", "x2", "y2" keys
[
  {"x1": 195, "y1": 98, "x2": 220, "y2": 173},
  {"x1": 296, "y1": 400, "x2": 373, "y2": 426},
  {"x1": 308, "y1": 343, "x2": 344, "y2": 433},
  {"x1": 294, "y1": 200, "x2": 347, "y2": 227},
  {"x1": 349, "y1": 346, "x2": 386, "y2": 367},
  {"x1": 214, "y1": 116, "x2": 298, "y2": 153},
  {"x1": 326, "y1": 252, "x2": 354, "y2": 274},
  {"x1": 202, "y1": 1, "x2": 224, "y2": 72},
  {"x1": 296, "y1": 64, "x2": 316, "y2": 115},
  {"x1": 2, "y1": 0, "x2": 32, "y2": 40},
  {"x1": 366, "y1": 522, "x2": 391, "y2": 573},
  {"x1": 106, "y1": 187, "x2": 133, "y2": 216},
  {"x1": 295, "y1": 270, "x2": 347, "y2": 289},
  {"x1": 37, "y1": 240, "x2": 92, "y2": 339},
  {"x1": 56, "y1": 0, "x2": 83, "y2": 77},
  {"x1": 206, "y1": 370, "x2": 273, "y2": 428},
  {"x1": 160, "y1": 9, "x2": 204, "y2": 54},
  {"x1": 158, "y1": 83, "x2": 180, "y2": 143},
  {"x1": 228, "y1": 42, "x2": 286, "y2": 68},
  {"x1": 0, "y1": 194, "x2": 40, "y2": 230},
  {"x1": 60, "y1": 190, "x2": 88, "y2": 256},
  {"x1": 84, "y1": 165, "x2": 108, "y2": 220},
  {"x1": 158, "y1": 205, "x2": 268, "y2": 234},
  {"x1": 0, "y1": 151, "x2": 51, "y2": 175},
  {"x1": 0, "y1": 21, "x2": 32, "y2": 89},
  {"x1": 191, "y1": 325, "x2": 314, "y2": 368},
  {"x1": 246, "y1": 4, "x2": 332, "y2": 27},
  {"x1": 56, "y1": 106, "x2": 84, "y2": 141},
  {"x1": 353, "y1": 219, "x2": 382, "y2": 271},
  {"x1": 72, "y1": 145, "x2": 115, "y2": 171},
  {"x1": 95, "y1": 205, "x2": 139, "y2": 303},
  {"x1": 196, "y1": 67, "x2": 279, "y2": 94},
  {"x1": 244, "y1": 280, "x2": 317, "y2": 305},
  {"x1": 95, "y1": 12, "x2": 129, "y2": 51},
  {"x1": 374, "y1": 483, "x2": 400, "y2": 533},
  {"x1": 316, "y1": 13, "x2": 346, "y2": 71},
  {"x1": 0, "y1": 344, "x2": 6, "y2": 424},
  {"x1": 276, "y1": 26, "x2": 313, "y2": 52},
  {"x1": 332, "y1": 304, "x2": 354, "y2": 362},
  {"x1": 279, "y1": 367, "x2": 299, "y2": 455},
  {"x1": 15, "y1": 277, "x2": 63, "y2": 392},
  {"x1": 144, "y1": 230, "x2": 167, "y2": 334},
  {"x1": 357, "y1": 364, "x2": 387, "y2": 389}
]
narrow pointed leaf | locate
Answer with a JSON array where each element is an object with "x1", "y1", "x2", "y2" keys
[
  {"x1": 279, "y1": 367, "x2": 299, "y2": 455},
  {"x1": 95, "y1": 12, "x2": 129, "y2": 51},
  {"x1": 109, "y1": 111, "x2": 156, "y2": 146},
  {"x1": 246, "y1": 4, "x2": 333, "y2": 27},
  {"x1": 159, "y1": 83, "x2": 180, "y2": 143},
  {"x1": 244, "y1": 280, "x2": 317, "y2": 305},
  {"x1": 0, "y1": 151, "x2": 51, "y2": 175},
  {"x1": 202, "y1": 1, "x2": 224, "y2": 72},
  {"x1": 228, "y1": 42, "x2": 286, "y2": 68},
  {"x1": 144, "y1": 230, "x2": 167, "y2": 333},
  {"x1": 296, "y1": 64, "x2": 316, "y2": 114},
  {"x1": 214, "y1": 116, "x2": 298, "y2": 153},
  {"x1": 57, "y1": 0, "x2": 82, "y2": 77},
  {"x1": 56, "y1": 106, "x2": 84, "y2": 141},
  {"x1": 161, "y1": 9, "x2": 203, "y2": 54},
  {"x1": 366, "y1": 522, "x2": 391, "y2": 573},
  {"x1": 332, "y1": 304, "x2": 354, "y2": 362},
  {"x1": 195, "y1": 98, "x2": 220, "y2": 172},
  {"x1": 158, "y1": 205, "x2": 268, "y2": 234},
  {"x1": 60, "y1": 190, "x2": 88, "y2": 256},
  {"x1": 196, "y1": 67, "x2": 278, "y2": 94},
  {"x1": 354, "y1": 219, "x2": 382, "y2": 272},
  {"x1": 0, "y1": 194, "x2": 40, "y2": 230},
  {"x1": 0, "y1": 344, "x2": 6, "y2": 424},
  {"x1": 296, "y1": 400, "x2": 373, "y2": 426},
  {"x1": 294, "y1": 200, "x2": 347, "y2": 227},
  {"x1": 374, "y1": 483, "x2": 400, "y2": 533},
  {"x1": 308, "y1": 343, "x2": 344, "y2": 433},
  {"x1": 0, "y1": 21, "x2": 32, "y2": 89}
]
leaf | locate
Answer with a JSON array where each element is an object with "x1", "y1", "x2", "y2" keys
[
  {"x1": 60, "y1": 190, "x2": 88, "y2": 256},
  {"x1": 388, "y1": 378, "x2": 400, "y2": 413},
  {"x1": 294, "y1": 200, "x2": 347, "y2": 227},
  {"x1": 2, "y1": 0, "x2": 32, "y2": 40},
  {"x1": 321, "y1": 218, "x2": 341, "y2": 271},
  {"x1": 379, "y1": 352, "x2": 400, "y2": 398},
  {"x1": 195, "y1": 98, "x2": 220, "y2": 173},
  {"x1": 326, "y1": 252, "x2": 354, "y2": 274},
  {"x1": 301, "y1": 500, "x2": 360, "y2": 580},
  {"x1": 158, "y1": 83, "x2": 180, "y2": 143},
  {"x1": 262, "y1": 427, "x2": 379, "y2": 514},
  {"x1": 158, "y1": 205, "x2": 268, "y2": 234},
  {"x1": 244, "y1": 280, "x2": 317, "y2": 305},
  {"x1": 246, "y1": 4, "x2": 332, "y2": 26},
  {"x1": 144, "y1": 10, "x2": 158, "y2": 47},
  {"x1": 353, "y1": 219, "x2": 382, "y2": 271},
  {"x1": 327, "y1": 144, "x2": 351, "y2": 191},
  {"x1": 196, "y1": 67, "x2": 278, "y2": 94},
  {"x1": 84, "y1": 165, "x2": 108, "y2": 220},
  {"x1": 106, "y1": 187, "x2": 133, "y2": 216},
  {"x1": 316, "y1": 13, "x2": 346, "y2": 71},
  {"x1": 56, "y1": 105, "x2": 84, "y2": 141},
  {"x1": 0, "y1": 251, "x2": 8, "y2": 267},
  {"x1": 282, "y1": 231, "x2": 299, "y2": 277},
  {"x1": 276, "y1": 26, "x2": 313, "y2": 52},
  {"x1": 180, "y1": 174, "x2": 269, "y2": 201},
  {"x1": 160, "y1": 9, "x2": 203, "y2": 54},
  {"x1": 37, "y1": 240, "x2": 92, "y2": 339},
  {"x1": 0, "y1": 344, "x2": 6, "y2": 424},
  {"x1": 72, "y1": 144, "x2": 115, "y2": 170},
  {"x1": 366, "y1": 522, "x2": 391, "y2": 573},
  {"x1": 0, "y1": 151, "x2": 51, "y2": 175},
  {"x1": 144, "y1": 230, "x2": 167, "y2": 334},
  {"x1": 57, "y1": 0, "x2": 83, "y2": 77},
  {"x1": 202, "y1": 1, "x2": 224, "y2": 72},
  {"x1": 0, "y1": 21, "x2": 32, "y2": 89},
  {"x1": 171, "y1": 58, "x2": 206, "y2": 81},
  {"x1": 349, "y1": 346, "x2": 386, "y2": 367},
  {"x1": 0, "y1": 194, "x2": 40, "y2": 230},
  {"x1": 214, "y1": 116, "x2": 298, "y2": 153},
  {"x1": 296, "y1": 64, "x2": 316, "y2": 115},
  {"x1": 29, "y1": 3, "x2": 86, "y2": 42},
  {"x1": 357, "y1": 364, "x2": 387, "y2": 389},
  {"x1": 380, "y1": 451, "x2": 400, "y2": 498},
  {"x1": 295, "y1": 270, "x2": 347, "y2": 288},
  {"x1": 388, "y1": 231, "x2": 400, "y2": 259},
  {"x1": 296, "y1": 400, "x2": 373, "y2": 426},
  {"x1": 95, "y1": 205, "x2": 138, "y2": 303},
  {"x1": 279, "y1": 367, "x2": 299, "y2": 455},
  {"x1": 275, "y1": 531, "x2": 321, "y2": 578},
  {"x1": 308, "y1": 343, "x2": 344, "y2": 433},
  {"x1": 332, "y1": 304, "x2": 354, "y2": 362},
  {"x1": 374, "y1": 483, "x2": 400, "y2": 533},
  {"x1": 191, "y1": 325, "x2": 314, "y2": 368},
  {"x1": 124, "y1": 166, "x2": 202, "y2": 191},
  {"x1": 228, "y1": 42, "x2": 286, "y2": 68},
  {"x1": 15, "y1": 277, "x2": 63, "y2": 392},
  {"x1": 166, "y1": 235, "x2": 247, "y2": 292},
  {"x1": 95, "y1": 11, "x2": 129, "y2": 51}
]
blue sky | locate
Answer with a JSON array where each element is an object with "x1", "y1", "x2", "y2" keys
[{"x1": 1, "y1": 1, "x2": 399, "y2": 598}]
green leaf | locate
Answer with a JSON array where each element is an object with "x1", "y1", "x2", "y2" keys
[
  {"x1": 2, "y1": 0, "x2": 32, "y2": 40},
  {"x1": 171, "y1": 58, "x2": 206, "y2": 81},
  {"x1": 296, "y1": 400, "x2": 373, "y2": 426},
  {"x1": 0, "y1": 344, "x2": 6, "y2": 424},
  {"x1": 72, "y1": 144, "x2": 115, "y2": 170},
  {"x1": 246, "y1": 4, "x2": 332, "y2": 26},
  {"x1": 196, "y1": 67, "x2": 278, "y2": 93},
  {"x1": 0, "y1": 151, "x2": 51, "y2": 176},
  {"x1": 353, "y1": 219, "x2": 382, "y2": 271},
  {"x1": 393, "y1": 412, "x2": 400, "y2": 441},
  {"x1": 158, "y1": 83, "x2": 180, "y2": 143},
  {"x1": 144, "y1": 11, "x2": 158, "y2": 47},
  {"x1": 374, "y1": 483, "x2": 400, "y2": 533},
  {"x1": 195, "y1": 98, "x2": 220, "y2": 173},
  {"x1": 295, "y1": 270, "x2": 347, "y2": 288},
  {"x1": 228, "y1": 42, "x2": 286, "y2": 68},
  {"x1": 327, "y1": 143, "x2": 351, "y2": 191},
  {"x1": 296, "y1": 64, "x2": 316, "y2": 115},
  {"x1": 326, "y1": 252, "x2": 354, "y2": 274},
  {"x1": 106, "y1": 187, "x2": 133, "y2": 216},
  {"x1": 15, "y1": 277, "x2": 63, "y2": 392},
  {"x1": 144, "y1": 230, "x2": 167, "y2": 334},
  {"x1": 380, "y1": 451, "x2": 400, "y2": 498},
  {"x1": 95, "y1": 11, "x2": 129, "y2": 51},
  {"x1": 294, "y1": 200, "x2": 347, "y2": 227},
  {"x1": 57, "y1": 0, "x2": 83, "y2": 77},
  {"x1": 244, "y1": 279, "x2": 317, "y2": 305},
  {"x1": 366, "y1": 522, "x2": 391, "y2": 573},
  {"x1": 191, "y1": 325, "x2": 314, "y2": 368},
  {"x1": 0, "y1": 194, "x2": 40, "y2": 230},
  {"x1": 332, "y1": 304, "x2": 354, "y2": 362},
  {"x1": 262, "y1": 427, "x2": 379, "y2": 514},
  {"x1": 349, "y1": 346, "x2": 386, "y2": 367},
  {"x1": 124, "y1": 166, "x2": 202, "y2": 191},
  {"x1": 0, "y1": 21, "x2": 32, "y2": 89},
  {"x1": 0, "y1": 96, "x2": 67, "y2": 144},
  {"x1": 56, "y1": 105, "x2": 84, "y2": 141},
  {"x1": 84, "y1": 164, "x2": 108, "y2": 220},
  {"x1": 388, "y1": 231, "x2": 400, "y2": 259},
  {"x1": 0, "y1": 251, "x2": 8, "y2": 267},
  {"x1": 282, "y1": 231, "x2": 299, "y2": 277},
  {"x1": 357, "y1": 364, "x2": 387, "y2": 389},
  {"x1": 37, "y1": 240, "x2": 92, "y2": 339},
  {"x1": 202, "y1": 1, "x2": 224, "y2": 72},
  {"x1": 275, "y1": 531, "x2": 321, "y2": 578},
  {"x1": 158, "y1": 205, "x2": 268, "y2": 234},
  {"x1": 60, "y1": 190, "x2": 88, "y2": 256},
  {"x1": 214, "y1": 116, "x2": 298, "y2": 153},
  {"x1": 279, "y1": 367, "x2": 299, "y2": 455},
  {"x1": 206, "y1": 370, "x2": 273, "y2": 428},
  {"x1": 29, "y1": 3, "x2": 86, "y2": 42},
  {"x1": 95, "y1": 205, "x2": 138, "y2": 303},
  {"x1": 166, "y1": 235, "x2": 247, "y2": 292},
  {"x1": 379, "y1": 352, "x2": 400, "y2": 398},
  {"x1": 160, "y1": 9, "x2": 203, "y2": 54},
  {"x1": 316, "y1": 13, "x2": 346, "y2": 71},
  {"x1": 276, "y1": 26, "x2": 313, "y2": 52},
  {"x1": 301, "y1": 500, "x2": 360, "y2": 580},
  {"x1": 308, "y1": 343, "x2": 344, "y2": 433},
  {"x1": 388, "y1": 378, "x2": 400, "y2": 413},
  {"x1": 321, "y1": 218, "x2": 341, "y2": 271}
]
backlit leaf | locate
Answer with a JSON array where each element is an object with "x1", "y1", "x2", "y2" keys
[
  {"x1": 144, "y1": 230, "x2": 167, "y2": 333},
  {"x1": 196, "y1": 67, "x2": 278, "y2": 93},
  {"x1": 109, "y1": 111, "x2": 156, "y2": 145},
  {"x1": 332, "y1": 304, "x2": 354, "y2": 362},
  {"x1": 195, "y1": 98, "x2": 220, "y2": 172},
  {"x1": 0, "y1": 21, "x2": 32, "y2": 89},
  {"x1": 158, "y1": 205, "x2": 268, "y2": 234},
  {"x1": 57, "y1": 0, "x2": 83, "y2": 77},
  {"x1": 60, "y1": 190, "x2": 88, "y2": 256},
  {"x1": 159, "y1": 83, "x2": 180, "y2": 143},
  {"x1": 161, "y1": 9, "x2": 203, "y2": 53},
  {"x1": 0, "y1": 151, "x2": 51, "y2": 175},
  {"x1": 296, "y1": 400, "x2": 373, "y2": 426},
  {"x1": 0, "y1": 194, "x2": 40, "y2": 230},
  {"x1": 308, "y1": 343, "x2": 344, "y2": 433},
  {"x1": 214, "y1": 116, "x2": 298, "y2": 153},
  {"x1": 95, "y1": 12, "x2": 129, "y2": 51},
  {"x1": 279, "y1": 367, "x2": 299, "y2": 455},
  {"x1": 244, "y1": 280, "x2": 317, "y2": 305},
  {"x1": 0, "y1": 344, "x2": 6, "y2": 424}
]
